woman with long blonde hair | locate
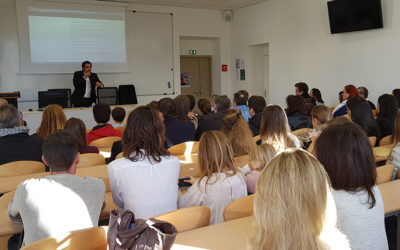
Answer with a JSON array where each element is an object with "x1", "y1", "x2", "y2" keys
[
  {"x1": 259, "y1": 105, "x2": 300, "y2": 152},
  {"x1": 36, "y1": 104, "x2": 67, "y2": 138},
  {"x1": 250, "y1": 148, "x2": 349, "y2": 250},
  {"x1": 221, "y1": 109, "x2": 255, "y2": 156},
  {"x1": 178, "y1": 131, "x2": 247, "y2": 224}
]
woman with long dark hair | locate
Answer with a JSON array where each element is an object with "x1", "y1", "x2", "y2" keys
[
  {"x1": 346, "y1": 97, "x2": 379, "y2": 139},
  {"x1": 315, "y1": 123, "x2": 388, "y2": 250},
  {"x1": 108, "y1": 106, "x2": 180, "y2": 219},
  {"x1": 377, "y1": 94, "x2": 399, "y2": 139},
  {"x1": 310, "y1": 88, "x2": 324, "y2": 106}
]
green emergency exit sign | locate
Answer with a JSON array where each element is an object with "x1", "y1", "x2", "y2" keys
[{"x1": 189, "y1": 50, "x2": 197, "y2": 55}]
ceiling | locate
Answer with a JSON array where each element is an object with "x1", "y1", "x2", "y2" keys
[{"x1": 110, "y1": 0, "x2": 266, "y2": 10}]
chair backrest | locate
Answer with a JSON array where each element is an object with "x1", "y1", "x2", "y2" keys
[
  {"x1": 0, "y1": 161, "x2": 45, "y2": 177},
  {"x1": 376, "y1": 165, "x2": 394, "y2": 184},
  {"x1": 77, "y1": 153, "x2": 105, "y2": 168},
  {"x1": 21, "y1": 226, "x2": 108, "y2": 250},
  {"x1": 168, "y1": 141, "x2": 199, "y2": 156},
  {"x1": 223, "y1": 194, "x2": 254, "y2": 221},
  {"x1": 116, "y1": 152, "x2": 123, "y2": 160},
  {"x1": 368, "y1": 136, "x2": 377, "y2": 147},
  {"x1": 378, "y1": 179, "x2": 400, "y2": 215},
  {"x1": 154, "y1": 206, "x2": 211, "y2": 232},
  {"x1": 115, "y1": 126, "x2": 125, "y2": 132},
  {"x1": 291, "y1": 128, "x2": 311, "y2": 137},
  {"x1": 379, "y1": 135, "x2": 393, "y2": 146},
  {"x1": 89, "y1": 137, "x2": 121, "y2": 152}
]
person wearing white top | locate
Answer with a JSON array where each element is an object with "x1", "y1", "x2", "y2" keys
[
  {"x1": 178, "y1": 131, "x2": 247, "y2": 225},
  {"x1": 108, "y1": 106, "x2": 180, "y2": 219},
  {"x1": 315, "y1": 122, "x2": 388, "y2": 250}
]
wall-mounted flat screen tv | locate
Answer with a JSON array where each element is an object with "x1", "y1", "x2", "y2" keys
[{"x1": 327, "y1": 0, "x2": 383, "y2": 34}]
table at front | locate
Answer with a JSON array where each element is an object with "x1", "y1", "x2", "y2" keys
[{"x1": 172, "y1": 216, "x2": 253, "y2": 250}]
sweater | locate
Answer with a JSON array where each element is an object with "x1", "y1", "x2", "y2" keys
[
  {"x1": 8, "y1": 174, "x2": 105, "y2": 246},
  {"x1": 0, "y1": 132, "x2": 43, "y2": 165},
  {"x1": 87, "y1": 124, "x2": 122, "y2": 145},
  {"x1": 164, "y1": 116, "x2": 195, "y2": 146},
  {"x1": 233, "y1": 105, "x2": 251, "y2": 122},
  {"x1": 333, "y1": 101, "x2": 348, "y2": 118},
  {"x1": 248, "y1": 112, "x2": 262, "y2": 136},
  {"x1": 178, "y1": 171, "x2": 247, "y2": 224},
  {"x1": 108, "y1": 155, "x2": 180, "y2": 219},
  {"x1": 332, "y1": 187, "x2": 388, "y2": 250}
]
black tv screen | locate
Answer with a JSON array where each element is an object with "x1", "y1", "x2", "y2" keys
[{"x1": 327, "y1": 0, "x2": 383, "y2": 34}]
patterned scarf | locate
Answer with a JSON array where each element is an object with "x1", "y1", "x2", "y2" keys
[{"x1": 0, "y1": 126, "x2": 30, "y2": 137}]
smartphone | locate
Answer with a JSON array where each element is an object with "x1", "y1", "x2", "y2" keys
[{"x1": 178, "y1": 177, "x2": 192, "y2": 188}]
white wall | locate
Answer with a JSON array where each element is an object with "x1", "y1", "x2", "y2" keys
[
  {"x1": 0, "y1": 0, "x2": 231, "y2": 111},
  {"x1": 230, "y1": 0, "x2": 399, "y2": 107},
  {"x1": 180, "y1": 37, "x2": 222, "y2": 94}
]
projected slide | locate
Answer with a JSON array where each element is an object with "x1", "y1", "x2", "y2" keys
[{"x1": 29, "y1": 15, "x2": 127, "y2": 64}]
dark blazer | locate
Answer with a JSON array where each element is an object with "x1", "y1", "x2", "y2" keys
[
  {"x1": 195, "y1": 112, "x2": 225, "y2": 141},
  {"x1": 249, "y1": 112, "x2": 263, "y2": 136},
  {"x1": 0, "y1": 133, "x2": 43, "y2": 165},
  {"x1": 164, "y1": 116, "x2": 195, "y2": 146},
  {"x1": 72, "y1": 70, "x2": 102, "y2": 105}
]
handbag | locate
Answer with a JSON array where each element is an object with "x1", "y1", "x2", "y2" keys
[{"x1": 108, "y1": 208, "x2": 178, "y2": 250}]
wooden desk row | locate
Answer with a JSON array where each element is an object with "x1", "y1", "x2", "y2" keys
[{"x1": 374, "y1": 144, "x2": 393, "y2": 163}]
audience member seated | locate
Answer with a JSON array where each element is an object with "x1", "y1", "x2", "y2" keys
[
  {"x1": 244, "y1": 143, "x2": 276, "y2": 194},
  {"x1": 8, "y1": 131, "x2": 105, "y2": 247},
  {"x1": 315, "y1": 123, "x2": 388, "y2": 250},
  {"x1": 310, "y1": 88, "x2": 325, "y2": 106},
  {"x1": 0, "y1": 98, "x2": 8, "y2": 107},
  {"x1": 295, "y1": 82, "x2": 311, "y2": 99},
  {"x1": 186, "y1": 94, "x2": 197, "y2": 127},
  {"x1": 258, "y1": 105, "x2": 300, "y2": 153},
  {"x1": 158, "y1": 97, "x2": 195, "y2": 147},
  {"x1": 249, "y1": 148, "x2": 349, "y2": 249},
  {"x1": 64, "y1": 118, "x2": 99, "y2": 154},
  {"x1": 87, "y1": 104, "x2": 122, "y2": 144},
  {"x1": 392, "y1": 89, "x2": 400, "y2": 107},
  {"x1": 111, "y1": 107, "x2": 126, "y2": 129},
  {"x1": 176, "y1": 95, "x2": 198, "y2": 133},
  {"x1": 388, "y1": 112, "x2": 400, "y2": 180},
  {"x1": 338, "y1": 90, "x2": 344, "y2": 103},
  {"x1": 178, "y1": 131, "x2": 247, "y2": 224},
  {"x1": 220, "y1": 109, "x2": 254, "y2": 156},
  {"x1": 377, "y1": 94, "x2": 399, "y2": 139},
  {"x1": 346, "y1": 97, "x2": 379, "y2": 140},
  {"x1": 333, "y1": 84, "x2": 359, "y2": 118},
  {"x1": 247, "y1": 95, "x2": 266, "y2": 136},
  {"x1": 108, "y1": 106, "x2": 180, "y2": 219},
  {"x1": 232, "y1": 90, "x2": 251, "y2": 122},
  {"x1": 0, "y1": 104, "x2": 43, "y2": 165},
  {"x1": 197, "y1": 98, "x2": 212, "y2": 116},
  {"x1": 36, "y1": 104, "x2": 66, "y2": 138},
  {"x1": 296, "y1": 105, "x2": 332, "y2": 145},
  {"x1": 195, "y1": 95, "x2": 231, "y2": 140},
  {"x1": 286, "y1": 95, "x2": 312, "y2": 131},
  {"x1": 358, "y1": 86, "x2": 376, "y2": 110}
]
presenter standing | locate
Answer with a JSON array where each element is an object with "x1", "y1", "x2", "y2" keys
[{"x1": 72, "y1": 61, "x2": 104, "y2": 107}]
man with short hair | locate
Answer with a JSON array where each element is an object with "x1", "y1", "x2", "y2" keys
[
  {"x1": 195, "y1": 95, "x2": 231, "y2": 140},
  {"x1": 72, "y1": 61, "x2": 104, "y2": 107},
  {"x1": 8, "y1": 131, "x2": 105, "y2": 246},
  {"x1": 232, "y1": 90, "x2": 251, "y2": 122},
  {"x1": 248, "y1": 96, "x2": 266, "y2": 136},
  {"x1": 87, "y1": 103, "x2": 122, "y2": 144},
  {"x1": 295, "y1": 82, "x2": 311, "y2": 99},
  {"x1": 358, "y1": 86, "x2": 376, "y2": 110},
  {"x1": 0, "y1": 104, "x2": 42, "y2": 165}
]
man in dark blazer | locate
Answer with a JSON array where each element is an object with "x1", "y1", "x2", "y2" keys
[{"x1": 72, "y1": 61, "x2": 103, "y2": 107}]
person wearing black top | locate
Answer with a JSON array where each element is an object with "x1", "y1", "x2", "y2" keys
[
  {"x1": 195, "y1": 95, "x2": 231, "y2": 141},
  {"x1": 286, "y1": 95, "x2": 312, "y2": 131},
  {"x1": 295, "y1": 82, "x2": 311, "y2": 99},
  {"x1": 377, "y1": 94, "x2": 399, "y2": 139},
  {"x1": 347, "y1": 97, "x2": 380, "y2": 141},
  {"x1": 72, "y1": 61, "x2": 104, "y2": 107},
  {"x1": 0, "y1": 104, "x2": 43, "y2": 165},
  {"x1": 248, "y1": 95, "x2": 266, "y2": 136},
  {"x1": 358, "y1": 87, "x2": 376, "y2": 110}
]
